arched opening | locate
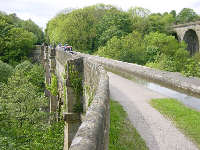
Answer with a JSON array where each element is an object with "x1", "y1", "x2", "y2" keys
[
  {"x1": 171, "y1": 32, "x2": 179, "y2": 41},
  {"x1": 183, "y1": 29, "x2": 199, "y2": 55}
]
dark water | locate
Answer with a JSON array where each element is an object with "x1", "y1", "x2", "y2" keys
[{"x1": 130, "y1": 76, "x2": 200, "y2": 111}]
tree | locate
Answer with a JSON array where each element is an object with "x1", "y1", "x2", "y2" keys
[
  {"x1": 0, "y1": 61, "x2": 64, "y2": 149},
  {"x1": 176, "y1": 8, "x2": 199, "y2": 24},
  {"x1": 0, "y1": 60, "x2": 13, "y2": 83},
  {"x1": 21, "y1": 19, "x2": 44, "y2": 44},
  {"x1": 144, "y1": 32, "x2": 189, "y2": 72},
  {"x1": 97, "y1": 31, "x2": 146, "y2": 65},
  {"x1": 95, "y1": 10, "x2": 133, "y2": 49},
  {"x1": 170, "y1": 10, "x2": 176, "y2": 18},
  {"x1": 0, "y1": 12, "x2": 39, "y2": 65},
  {"x1": 145, "y1": 13, "x2": 175, "y2": 34}
]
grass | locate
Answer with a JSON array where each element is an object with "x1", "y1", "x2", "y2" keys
[
  {"x1": 109, "y1": 100, "x2": 148, "y2": 150},
  {"x1": 151, "y1": 98, "x2": 200, "y2": 148}
]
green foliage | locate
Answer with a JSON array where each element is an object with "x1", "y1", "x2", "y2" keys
[
  {"x1": 182, "y1": 54, "x2": 200, "y2": 77},
  {"x1": 0, "y1": 61, "x2": 63, "y2": 149},
  {"x1": 0, "y1": 60, "x2": 13, "y2": 83},
  {"x1": 20, "y1": 19, "x2": 44, "y2": 44},
  {"x1": 45, "y1": 4, "x2": 200, "y2": 78},
  {"x1": 15, "y1": 60, "x2": 33, "y2": 74},
  {"x1": 144, "y1": 32, "x2": 190, "y2": 72},
  {"x1": 145, "y1": 13, "x2": 175, "y2": 34},
  {"x1": 170, "y1": 10, "x2": 176, "y2": 18},
  {"x1": 15, "y1": 61, "x2": 45, "y2": 92},
  {"x1": 84, "y1": 85, "x2": 95, "y2": 108},
  {"x1": 46, "y1": 4, "x2": 111, "y2": 53},
  {"x1": 110, "y1": 100, "x2": 148, "y2": 150},
  {"x1": 0, "y1": 12, "x2": 43, "y2": 65},
  {"x1": 151, "y1": 98, "x2": 200, "y2": 148},
  {"x1": 46, "y1": 4, "x2": 132, "y2": 53},
  {"x1": 26, "y1": 64, "x2": 45, "y2": 92},
  {"x1": 176, "y1": 8, "x2": 200, "y2": 24},
  {"x1": 46, "y1": 74, "x2": 58, "y2": 96},
  {"x1": 95, "y1": 10, "x2": 133, "y2": 49},
  {"x1": 68, "y1": 64, "x2": 83, "y2": 113},
  {"x1": 97, "y1": 31, "x2": 146, "y2": 65}
]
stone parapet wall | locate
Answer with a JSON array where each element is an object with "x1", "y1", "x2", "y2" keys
[
  {"x1": 52, "y1": 48, "x2": 110, "y2": 150},
  {"x1": 76, "y1": 52, "x2": 200, "y2": 97},
  {"x1": 70, "y1": 59, "x2": 109, "y2": 150}
]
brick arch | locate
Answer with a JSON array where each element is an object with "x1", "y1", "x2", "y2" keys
[{"x1": 183, "y1": 29, "x2": 199, "y2": 55}]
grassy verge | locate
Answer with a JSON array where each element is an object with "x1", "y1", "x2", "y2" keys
[
  {"x1": 151, "y1": 98, "x2": 200, "y2": 148},
  {"x1": 109, "y1": 100, "x2": 148, "y2": 150}
]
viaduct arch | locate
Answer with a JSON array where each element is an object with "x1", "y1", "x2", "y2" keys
[{"x1": 172, "y1": 21, "x2": 200, "y2": 55}]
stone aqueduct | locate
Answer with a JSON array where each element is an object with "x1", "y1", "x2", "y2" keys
[
  {"x1": 172, "y1": 21, "x2": 200, "y2": 55},
  {"x1": 29, "y1": 21, "x2": 200, "y2": 150}
]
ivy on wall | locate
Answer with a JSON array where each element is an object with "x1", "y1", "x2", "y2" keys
[
  {"x1": 67, "y1": 63, "x2": 83, "y2": 113},
  {"x1": 46, "y1": 74, "x2": 58, "y2": 96}
]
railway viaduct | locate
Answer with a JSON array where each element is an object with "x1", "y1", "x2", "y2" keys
[{"x1": 172, "y1": 21, "x2": 200, "y2": 55}]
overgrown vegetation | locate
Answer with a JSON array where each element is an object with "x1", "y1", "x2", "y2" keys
[
  {"x1": 0, "y1": 60, "x2": 14, "y2": 83},
  {"x1": 110, "y1": 100, "x2": 148, "y2": 150},
  {"x1": 151, "y1": 98, "x2": 200, "y2": 148},
  {"x1": 67, "y1": 64, "x2": 83, "y2": 113},
  {"x1": 46, "y1": 4, "x2": 200, "y2": 78},
  {"x1": 46, "y1": 74, "x2": 58, "y2": 96},
  {"x1": 0, "y1": 61, "x2": 64, "y2": 149}
]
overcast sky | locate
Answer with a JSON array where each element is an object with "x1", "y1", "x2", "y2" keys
[{"x1": 0, "y1": 0, "x2": 200, "y2": 29}]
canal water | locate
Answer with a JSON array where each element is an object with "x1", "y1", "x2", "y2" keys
[{"x1": 129, "y1": 75, "x2": 200, "y2": 111}]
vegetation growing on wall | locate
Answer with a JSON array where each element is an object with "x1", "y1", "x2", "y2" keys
[
  {"x1": 84, "y1": 84, "x2": 95, "y2": 108},
  {"x1": 46, "y1": 74, "x2": 58, "y2": 96},
  {"x1": 67, "y1": 63, "x2": 83, "y2": 113}
]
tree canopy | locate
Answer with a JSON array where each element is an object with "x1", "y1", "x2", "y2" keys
[{"x1": 0, "y1": 12, "x2": 44, "y2": 65}]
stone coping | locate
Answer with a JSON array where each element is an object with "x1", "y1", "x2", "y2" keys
[{"x1": 76, "y1": 52, "x2": 200, "y2": 97}]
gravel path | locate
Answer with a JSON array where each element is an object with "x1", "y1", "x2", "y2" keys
[{"x1": 108, "y1": 72, "x2": 198, "y2": 150}]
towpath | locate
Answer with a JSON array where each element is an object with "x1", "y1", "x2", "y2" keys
[{"x1": 108, "y1": 72, "x2": 198, "y2": 150}]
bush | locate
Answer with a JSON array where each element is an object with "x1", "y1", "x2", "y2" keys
[
  {"x1": 97, "y1": 31, "x2": 146, "y2": 65},
  {"x1": 0, "y1": 61, "x2": 63, "y2": 149},
  {"x1": 182, "y1": 54, "x2": 200, "y2": 77},
  {"x1": 15, "y1": 61, "x2": 45, "y2": 91},
  {"x1": 0, "y1": 60, "x2": 13, "y2": 83}
]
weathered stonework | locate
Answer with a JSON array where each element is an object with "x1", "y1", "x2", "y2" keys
[
  {"x1": 43, "y1": 47, "x2": 110, "y2": 150},
  {"x1": 172, "y1": 21, "x2": 200, "y2": 55},
  {"x1": 77, "y1": 52, "x2": 200, "y2": 97}
]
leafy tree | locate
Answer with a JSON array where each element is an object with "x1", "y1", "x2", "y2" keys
[
  {"x1": 176, "y1": 8, "x2": 199, "y2": 24},
  {"x1": 0, "y1": 13, "x2": 38, "y2": 65},
  {"x1": 0, "y1": 60, "x2": 13, "y2": 83},
  {"x1": 145, "y1": 13, "x2": 175, "y2": 34},
  {"x1": 170, "y1": 10, "x2": 176, "y2": 18},
  {"x1": 95, "y1": 10, "x2": 132, "y2": 49},
  {"x1": 128, "y1": 7, "x2": 150, "y2": 35},
  {"x1": 21, "y1": 19, "x2": 44, "y2": 44},
  {"x1": 145, "y1": 32, "x2": 190, "y2": 72},
  {"x1": 46, "y1": 4, "x2": 131, "y2": 53},
  {"x1": 97, "y1": 31, "x2": 146, "y2": 65},
  {"x1": 0, "y1": 61, "x2": 63, "y2": 149}
]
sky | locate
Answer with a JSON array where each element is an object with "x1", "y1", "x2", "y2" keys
[{"x1": 0, "y1": 0, "x2": 200, "y2": 30}]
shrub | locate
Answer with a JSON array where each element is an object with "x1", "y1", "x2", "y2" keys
[{"x1": 0, "y1": 60, "x2": 13, "y2": 83}]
